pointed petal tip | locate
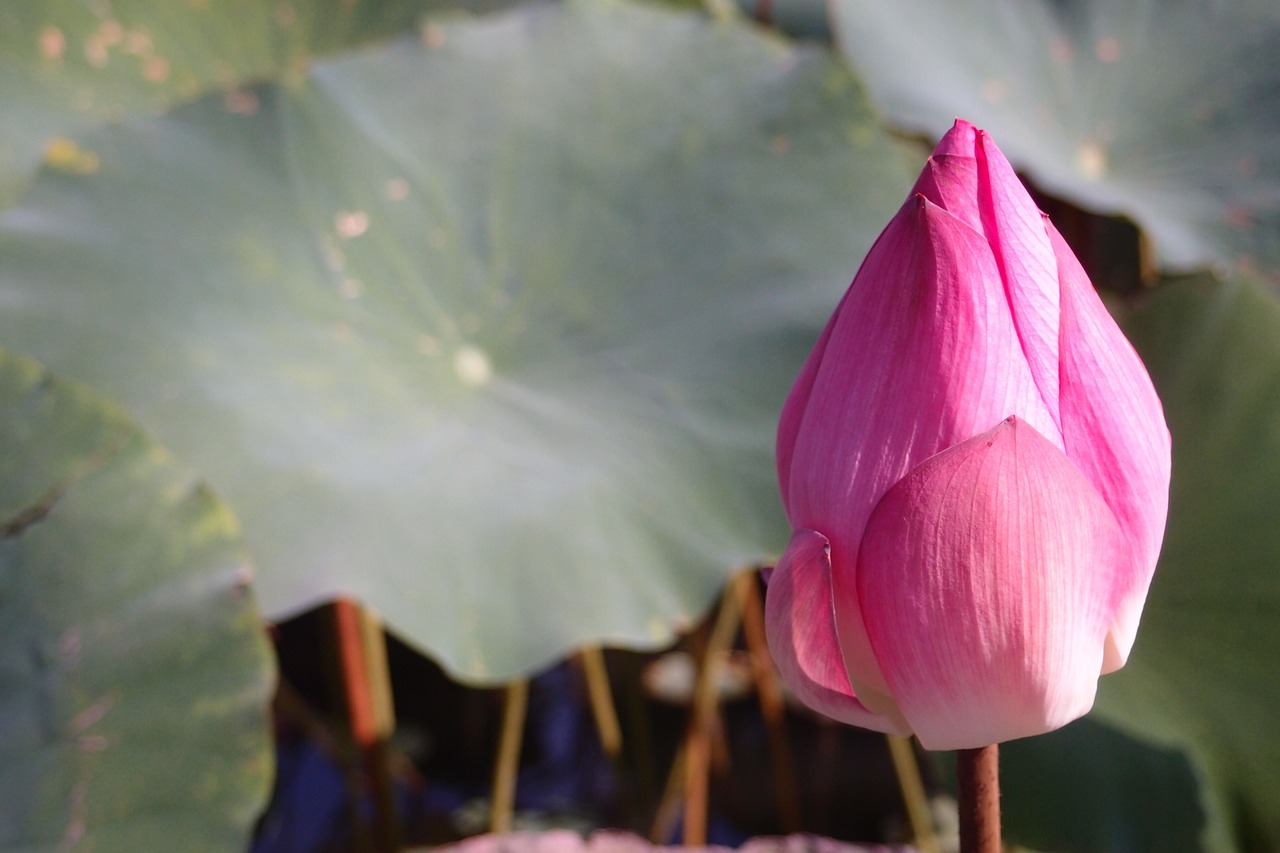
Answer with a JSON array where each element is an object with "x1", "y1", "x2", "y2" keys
[
  {"x1": 930, "y1": 124, "x2": 977, "y2": 162},
  {"x1": 942, "y1": 117, "x2": 979, "y2": 145}
]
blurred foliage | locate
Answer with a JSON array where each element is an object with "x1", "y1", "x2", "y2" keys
[
  {"x1": 0, "y1": 0, "x2": 914, "y2": 683},
  {"x1": 0, "y1": 349, "x2": 275, "y2": 851},
  {"x1": 0, "y1": 0, "x2": 511, "y2": 204},
  {"x1": 829, "y1": 0, "x2": 1280, "y2": 279},
  {"x1": 966, "y1": 717, "x2": 1206, "y2": 852},
  {"x1": 1099, "y1": 275, "x2": 1280, "y2": 851},
  {"x1": 1, "y1": 0, "x2": 1278, "y2": 850}
]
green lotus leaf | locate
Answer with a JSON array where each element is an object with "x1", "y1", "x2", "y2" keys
[
  {"x1": 1080, "y1": 274, "x2": 1280, "y2": 851},
  {"x1": 829, "y1": 0, "x2": 1280, "y2": 277},
  {"x1": 0, "y1": 0, "x2": 493, "y2": 204},
  {"x1": 995, "y1": 717, "x2": 1205, "y2": 852},
  {"x1": 0, "y1": 349, "x2": 274, "y2": 852},
  {"x1": 0, "y1": 0, "x2": 915, "y2": 681}
]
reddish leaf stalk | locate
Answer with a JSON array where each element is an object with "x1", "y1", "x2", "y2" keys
[
  {"x1": 957, "y1": 745, "x2": 1001, "y2": 853},
  {"x1": 332, "y1": 599, "x2": 399, "y2": 853}
]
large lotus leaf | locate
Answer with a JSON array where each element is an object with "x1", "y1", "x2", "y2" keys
[
  {"x1": 1075, "y1": 275, "x2": 1280, "y2": 851},
  {"x1": 829, "y1": 0, "x2": 1280, "y2": 276},
  {"x1": 994, "y1": 717, "x2": 1206, "y2": 852},
  {"x1": 0, "y1": 349, "x2": 275, "y2": 851},
  {"x1": 0, "y1": 0, "x2": 486, "y2": 203},
  {"x1": 0, "y1": 0, "x2": 915, "y2": 682}
]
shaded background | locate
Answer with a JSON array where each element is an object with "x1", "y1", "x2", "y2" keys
[{"x1": 1, "y1": 0, "x2": 1278, "y2": 850}]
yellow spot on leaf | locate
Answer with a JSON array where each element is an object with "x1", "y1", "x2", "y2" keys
[
  {"x1": 385, "y1": 177, "x2": 410, "y2": 201},
  {"x1": 1095, "y1": 36, "x2": 1121, "y2": 63},
  {"x1": 422, "y1": 23, "x2": 446, "y2": 48},
  {"x1": 143, "y1": 54, "x2": 170, "y2": 83},
  {"x1": 43, "y1": 138, "x2": 100, "y2": 174},
  {"x1": 454, "y1": 346, "x2": 492, "y2": 387},
  {"x1": 39, "y1": 25, "x2": 65, "y2": 60},
  {"x1": 335, "y1": 210, "x2": 369, "y2": 238},
  {"x1": 1075, "y1": 140, "x2": 1107, "y2": 180}
]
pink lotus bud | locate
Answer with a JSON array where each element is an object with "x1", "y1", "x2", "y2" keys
[{"x1": 766, "y1": 119, "x2": 1171, "y2": 750}]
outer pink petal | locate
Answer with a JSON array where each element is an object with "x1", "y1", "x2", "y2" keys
[
  {"x1": 856, "y1": 417, "x2": 1127, "y2": 750},
  {"x1": 912, "y1": 120, "x2": 1062, "y2": 430},
  {"x1": 1050, "y1": 221, "x2": 1172, "y2": 670},
  {"x1": 763, "y1": 529, "x2": 908, "y2": 733},
  {"x1": 784, "y1": 195, "x2": 1061, "y2": 535},
  {"x1": 975, "y1": 131, "x2": 1062, "y2": 427},
  {"x1": 776, "y1": 290, "x2": 847, "y2": 522},
  {"x1": 782, "y1": 195, "x2": 1062, "y2": 698}
]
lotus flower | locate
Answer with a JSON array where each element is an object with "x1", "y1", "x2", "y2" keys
[{"x1": 766, "y1": 119, "x2": 1171, "y2": 750}]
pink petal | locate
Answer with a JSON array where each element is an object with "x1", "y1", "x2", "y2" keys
[
  {"x1": 784, "y1": 195, "x2": 1061, "y2": 536},
  {"x1": 763, "y1": 528, "x2": 909, "y2": 733},
  {"x1": 782, "y1": 195, "x2": 1065, "y2": 698},
  {"x1": 929, "y1": 117, "x2": 981, "y2": 160},
  {"x1": 1050, "y1": 221, "x2": 1172, "y2": 670},
  {"x1": 912, "y1": 120, "x2": 1062, "y2": 430},
  {"x1": 856, "y1": 417, "x2": 1127, "y2": 750},
  {"x1": 776, "y1": 289, "x2": 847, "y2": 521},
  {"x1": 975, "y1": 132, "x2": 1062, "y2": 427}
]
